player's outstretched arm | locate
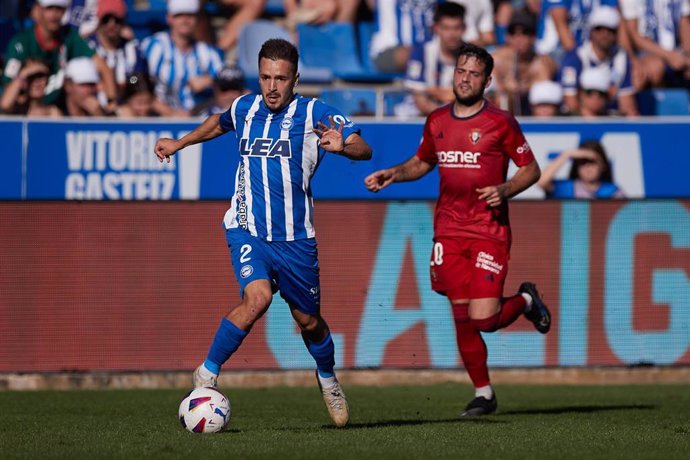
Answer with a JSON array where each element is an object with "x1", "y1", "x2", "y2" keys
[
  {"x1": 364, "y1": 155, "x2": 434, "y2": 192},
  {"x1": 154, "y1": 113, "x2": 226, "y2": 163},
  {"x1": 314, "y1": 116, "x2": 372, "y2": 160}
]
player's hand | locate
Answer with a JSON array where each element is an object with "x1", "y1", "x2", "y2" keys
[
  {"x1": 313, "y1": 116, "x2": 344, "y2": 152},
  {"x1": 476, "y1": 184, "x2": 508, "y2": 207},
  {"x1": 567, "y1": 148, "x2": 598, "y2": 161},
  {"x1": 155, "y1": 138, "x2": 180, "y2": 163},
  {"x1": 364, "y1": 169, "x2": 395, "y2": 192}
]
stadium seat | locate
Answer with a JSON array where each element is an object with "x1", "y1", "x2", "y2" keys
[
  {"x1": 319, "y1": 88, "x2": 377, "y2": 116},
  {"x1": 382, "y1": 90, "x2": 410, "y2": 116},
  {"x1": 237, "y1": 20, "x2": 332, "y2": 92},
  {"x1": 264, "y1": 0, "x2": 285, "y2": 16},
  {"x1": 126, "y1": 0, "x2": 167, "y2": 41},
  {"x1": 636, "y1": 88, "x2": 690, "y2": 116},
  {"x1": 297, "y1": 22, "x2": 400, "y2": 82}
]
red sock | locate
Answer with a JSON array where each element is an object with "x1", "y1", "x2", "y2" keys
[
  {"x1": 453, "y1": 303, "x2": 490, "y2": 388},
  {"x1": 472, "y1": 294, "x2": 527, "y2": 332}
]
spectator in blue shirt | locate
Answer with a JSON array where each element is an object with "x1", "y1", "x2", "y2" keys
[
  {"x1": 538, "y1": 139, "x2": 625, "y2": 199},
  {"x1": 559, "y1": 6, "x2": 639, "y2": 116}
]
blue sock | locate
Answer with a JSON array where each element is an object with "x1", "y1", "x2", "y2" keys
[
  {"x1": 305, "y1": 333, "x2": 335, "y2": 378},
  {"x1": 204, "y1": 318, "x2": 248, "y2": 374}
]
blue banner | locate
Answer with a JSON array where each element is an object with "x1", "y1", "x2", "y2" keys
[
  {"x1": 0, "y1": 120, "x2": 23, "y2": 199},
  {"x1": 2, "y1": 117, "x2": 690, "y2": 200}
]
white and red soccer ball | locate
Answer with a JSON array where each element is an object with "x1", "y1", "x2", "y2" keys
[{"x1": 178, "y1": 387, "x2": 231, "y2": 433}]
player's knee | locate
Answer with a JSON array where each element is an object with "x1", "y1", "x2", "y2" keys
[{"x1": 240, "y1": 292, "x2": 272, "y2": 322}]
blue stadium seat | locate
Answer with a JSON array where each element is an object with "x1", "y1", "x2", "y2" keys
[
  {"x1": 297, "y1": 22, "x2": 400, "y2": 82},
  {"x1": 237, "y1": 20, "x2": 332, "y2": 92},
  {"x1": 382, "y1": 90, "x2": 410, "y2": 116},
  {"x1": 319, "y1": 88, "x2": 377, "y2": 116},
  {"x1": 264, "y1": 0, "x2": 285, "y2": 16},
  {"x1": 636, "y1": 88, "x2": 690, "y2": 116},
  {"x1": 126, "y1": 0, "x2": 167, "y2": 41}
]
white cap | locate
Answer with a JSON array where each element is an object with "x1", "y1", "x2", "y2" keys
[
  {"x1": 65, "y1": 57, "x2": 100, "y2": 84},
  {"x1": 588, "y1": 6, "x2": 620, "y2": 30},
  {"x1": 579, "y1": 66, "x2": 610, "y2": 92},
  {"x1": 168, "y1": 0, "x2": 199, "y2": 15},
  {"x1": 38, "y1": 0, "x2": 70, "y2": 8},
  {"x1": 529, "y1": 80, "x2": 563, "y2": 105}
]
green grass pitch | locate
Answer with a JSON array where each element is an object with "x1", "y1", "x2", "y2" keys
[{"x1": 1, "y1": 384, "x2": 688, "y2": 459}]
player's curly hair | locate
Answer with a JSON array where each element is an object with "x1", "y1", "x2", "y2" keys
[
  {"x1": 455, "y1": 43, "x2": 494, "y2": 78},
  {"x1": 258, "y1": 38, "x2": 299, "y2": 73}
]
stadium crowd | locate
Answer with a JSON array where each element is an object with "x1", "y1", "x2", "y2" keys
[{"x1": 1, "y1": 0, "x2": 689, "y2": 118}]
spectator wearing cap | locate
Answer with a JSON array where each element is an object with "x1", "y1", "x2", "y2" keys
[
  {"x1": 619, "y1": 0, "x2": 690, "y2": 88},
  {"x1": 87, "y1": 0, "x2": 146, "y2": 102},
  {"x1": 528, "y1": 80, "x2": 563, "y2": 117},
  {"x1": 2, "y1": 0, "x2": 117, "y2": 110},
  {"x1": 0, "y1": 58, "x2": 63, "y2": 116},
  {"x1": 559, "y1": 6, "x2": 638, "y2": 117},
  {"x1": 192, "y1": 64, "x2": 246, "y2": 117},
  {"x1": 577, "y1": 66, "x2": 611, "y2": 117},
  {"x1": 404, "y1": 2, "x2": 466, "y2": 115},
  {"x1": 491, "y1": 9, "x2": 555, "y2": 115},
  {"x1": 141, "y1": 0, "x2": 224, "y2": 117},
  {"x1": 117, "y1": 73, "x2": 157, "y2": 117},
  {"x1": 64, "y1": 57, "x2": 104, "y2": 116}
]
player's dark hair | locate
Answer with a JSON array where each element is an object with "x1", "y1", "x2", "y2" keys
[
  {"x1": 434, "y1": 2, "x2": 465, "y2": 22},
  {"x1": 258, "y1": 38, "x2": 299, "y2": 73},
  {"x1": 568, "y1": 139, "x2": 614, "y2": 182},
  {"x1": 455, "y1": 43, "x2": 494, "y2": 78}
]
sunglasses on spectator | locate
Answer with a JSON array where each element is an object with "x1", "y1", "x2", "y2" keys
[
  {"x1": 101, "y1": 14, "x2": 124, "y2": 25},
  {"x1": 584, "y1": 89, "x2": 608, "y2": 97}
]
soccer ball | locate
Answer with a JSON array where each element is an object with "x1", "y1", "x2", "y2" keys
[{"x1": 178, "y1": 387, "x2": 231, "y2": 433}]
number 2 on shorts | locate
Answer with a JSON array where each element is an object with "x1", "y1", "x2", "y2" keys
[{"x1": 239, "y1": 244, "x2": 252, "y2": 263}]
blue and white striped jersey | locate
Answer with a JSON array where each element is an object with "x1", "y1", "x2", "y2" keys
[
  {"x1": 87, "y1": 35, "x2": 146, "y2": 86},
  {"x1": 620, "y1": 0, "x2": 690, "y2": 51},
  {"x1": 370, "y1": 0, "x2": 439, "y2": 58},
  {"x1": 219, "y1": 94, "x2": 360, "y2": 241},
  {"x1": 141, "y1": 32, "x2": 224, "y2": 110},
  {"x1": 559, "y1": 41, "x2": 634, "y2": 97},
  {"x1": 536, "y1": 0, "x2": 618, "y2": 55}
]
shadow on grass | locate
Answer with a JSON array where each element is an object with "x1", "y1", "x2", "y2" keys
[
  {"x1": 499, "y1": 404, "x2": 656, "y2": 416},
  {"x1": 342, "y1": 417, "x2": 506, "y2": 430}
]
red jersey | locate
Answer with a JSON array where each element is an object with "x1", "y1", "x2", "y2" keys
[{"x1": 416, "y1": 101, "x2": 535, "y2": 244}]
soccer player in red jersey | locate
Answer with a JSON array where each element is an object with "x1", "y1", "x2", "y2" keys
[{"x1": 364, "y1": 43, "x2": 552, "y2": 416}]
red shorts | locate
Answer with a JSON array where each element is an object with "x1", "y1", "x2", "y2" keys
[{"x1": 429, "y1": 237, "x2": 509, "y2": 300}]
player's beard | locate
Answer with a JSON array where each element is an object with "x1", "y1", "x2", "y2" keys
[{"x1": 454, "y1": 85, "x2": 485, "y2": 107}]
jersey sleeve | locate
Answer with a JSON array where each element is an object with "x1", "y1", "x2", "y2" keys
[
  {"x1": 2, "y1": 35, "x2": 27, "y2": 85},
  {"x1": 313, "y1": 99, "x2": 361, "y2": 140},
  {"x1": 559, "y1": 51, "x2": 581, "y2": 96},
  {"x1": 501, "y1": 114, "x2": 534, "y2": 167},
  {"x1": 404, "y1": 43, "x2": 427, "y2": 91},
  {"x1": 415, "y1": 117, "x2": 437, "y2": 165}
]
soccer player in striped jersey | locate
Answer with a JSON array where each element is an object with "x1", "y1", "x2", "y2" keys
[
  {"x1": 154, "y1": 39, "x2": 372, "y2": 428},
  {"x1": 365, "y1": 43, "x2": 551, "y2": 417}
]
